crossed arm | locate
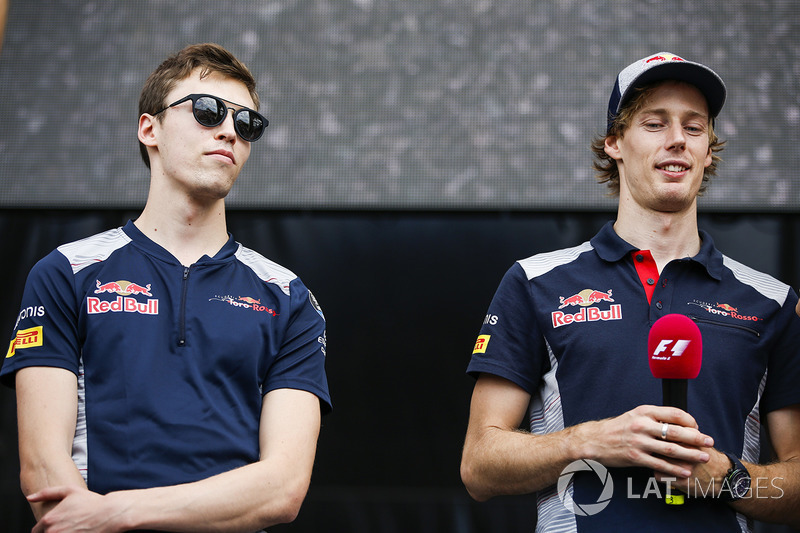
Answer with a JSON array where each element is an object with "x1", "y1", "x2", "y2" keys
[
  {"x1": 16, "y1": 366, "x2": 322, "y2": 533},
  {"x1": 725, "y1": 406, "x2": 800, "y2": 526},
  {"x1": 460, "y1": 373, "x2": 800, "y2": 527}
]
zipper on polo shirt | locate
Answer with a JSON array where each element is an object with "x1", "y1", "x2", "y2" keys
[
  {"x1": 689, "y1": 315, "x2": 761, "y2": 337},
  {"x1": 179, "y1": 266, "x2": 190, "y2": 346}
]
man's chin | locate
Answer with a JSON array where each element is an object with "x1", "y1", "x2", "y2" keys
[
  {"x1": 189, "y1": 184, "x2": 235, "y2": 204},
  {"x1": 653, "y1": 195, "x2": 696, "y2": 214}
]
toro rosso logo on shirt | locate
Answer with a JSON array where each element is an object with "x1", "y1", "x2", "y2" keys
[
  {"x1": 87, "y1": 279, "x2": 159, "y2": 315},
  {"x1": 209, "y1": 295, "x2": 279, "y2": 317},
  {"x1": 552, "y1": 288, "x2": 622, "y2": 329},
  {"x1": 688, "y1": 300, "x2": 761, "y2": 322}
]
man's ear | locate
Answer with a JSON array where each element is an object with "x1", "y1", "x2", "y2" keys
[
  {"x1": 604, "y1": 135, "x2": 623, "y2": 161},
  {"x1": 138, "y1": 114, "x2": 157, "y2": 148},
  {"x1": 704, "y1": 145, "x2": 713, "y2": 169}
]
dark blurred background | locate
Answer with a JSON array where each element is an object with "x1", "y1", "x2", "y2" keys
[
  {"x1": 1, "y1": 1, "x2": 799, "y2": 532},
  {"x1": 1, "y1": 0, "x2": 799, "y2": 211}
]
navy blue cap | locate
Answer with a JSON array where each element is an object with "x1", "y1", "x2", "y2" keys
[{"x1": 607, "y1": 52, "x2": 726, "y2": 133}]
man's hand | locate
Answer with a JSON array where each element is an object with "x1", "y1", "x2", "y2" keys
[
  {"x1": 578, "y1": 405, "x2": 714, "y2": 479},
  {"x1": 653, "y1": 446, "x2": 731, "y2": 498},
  {"x1": 28, "y1": 486, "x2": 128, "y2": 533},
  {"x1": 461, "y1": 374, "x2": 716, "y2": 500}
]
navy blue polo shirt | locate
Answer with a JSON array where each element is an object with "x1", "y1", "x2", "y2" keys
[
  {"x1": 468, "y1": 222, "x2": 800, "y2": 532},
  {"x1": 2, "y1": 220, "x2": 331, "y2": 495}
]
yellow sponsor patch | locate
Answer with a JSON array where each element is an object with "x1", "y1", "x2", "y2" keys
[
  {"x1": 472, "y1": 334, "x2": 490, "y2": 354},
  {"x1": 6, "y1": 326, "x2": 44, "y2": 358}
]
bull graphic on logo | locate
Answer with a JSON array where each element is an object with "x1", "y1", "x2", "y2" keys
[
  {"x1": 558, "y1": 289, "x2": 614, "y2": 309},
  {"x1": 95, "y1": 280, "x2": 153, "y2": 296}
]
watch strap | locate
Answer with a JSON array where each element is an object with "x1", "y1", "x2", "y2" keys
[{"x1": 719, "y1": 452, "x2": 750, "y2": 502}]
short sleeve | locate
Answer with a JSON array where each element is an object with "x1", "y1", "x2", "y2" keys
[
  {"x1": 262, "y1": 278, "x2": 331, "y2": 413},
  {"x1": 761, "y1": 287, "x2": 800, "y2": 413},
  {"x1": 1, "y1": 250, "x2": 81, "y2": 387},
  {"x1": 466, "y1": 263, "x2": 549, "y2": 395}
]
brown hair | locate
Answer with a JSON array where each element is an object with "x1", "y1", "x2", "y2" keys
[
  {"x1": 138, "y1": 43, "x2": 259, "y2": 168},
  {"x1": 591, "y1": 82, "x2": 725, "y2": 196}
]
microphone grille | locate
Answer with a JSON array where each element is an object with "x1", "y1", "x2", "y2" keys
[{"x1": 648, "y1": 314, "x2": 702, "y2": 379}]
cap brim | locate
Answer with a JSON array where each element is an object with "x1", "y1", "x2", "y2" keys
[{"x1": 621, "y1": 61, "x2": 726, "y2": 118}]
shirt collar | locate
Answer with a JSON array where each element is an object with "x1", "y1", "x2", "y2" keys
[
  {"x1": 122, "y1": 219, "x2": 238, "y2": 265},
  {"x1": 590, "y1": 220, "x2": 724, "y2": 281}
]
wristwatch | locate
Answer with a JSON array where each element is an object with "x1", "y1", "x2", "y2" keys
[{"x1": 718, "y1": 452, "x2": 751, "y2": 502}]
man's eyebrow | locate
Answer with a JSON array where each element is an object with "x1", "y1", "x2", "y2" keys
[{"x1": 639, "y1": 107, "x2": 710, "y2": 121}]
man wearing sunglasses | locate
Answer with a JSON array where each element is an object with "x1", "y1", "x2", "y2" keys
[{"x1": 2, "y1": 43, "x2": 330, "y2": 532}]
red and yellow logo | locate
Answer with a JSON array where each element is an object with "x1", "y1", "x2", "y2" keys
[
  {"x1": 645, "y1": 53, "x2": 684, "y2": 64},
  {"x1": 473, "y1": 334, "x2": 491, "y2": 354},
  {"x1": 6, "y1": 326, "x2": 44, "y2": 358}
]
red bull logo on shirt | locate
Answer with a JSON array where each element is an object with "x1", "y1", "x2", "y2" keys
[
  {"x1": 552, "y1": 289, "x2": 622, "y2": 329},
  {"x1": 88, "y1": 279, "x2": 159, "y2": 315}
]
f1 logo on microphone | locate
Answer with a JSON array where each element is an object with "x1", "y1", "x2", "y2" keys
[{"x1": 653, "y1": 339, "x2": 691, "y2": 357}]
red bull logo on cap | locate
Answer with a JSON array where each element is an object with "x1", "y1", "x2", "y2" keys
[
  {"x1": 552, "y1": 288, "x2": 622, "y2": 329},
  {"x1": 645, "y1": 53, "x2": 684, "y2": 64}
]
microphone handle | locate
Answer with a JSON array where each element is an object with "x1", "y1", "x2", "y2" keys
[
  {"x1": 662, "y1": 378, "x2": 688, "y2": 412},
  {"x1": 661, "y1": 378, "x2": 688, "y2": 506}
]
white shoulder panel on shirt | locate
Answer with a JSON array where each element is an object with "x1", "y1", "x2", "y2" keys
[
  {"x1": 517, "y1": 241, "x2": 594, "y2": 281},
  {"x1": 235, "y1": 245, "x2": 297, "y2": 297},
  {"x1": 722, "y1": 255, "x2": 789, "y2": 307},
  {"x1": 57, "y1": 227, "x2": 132, "y2": 275}
]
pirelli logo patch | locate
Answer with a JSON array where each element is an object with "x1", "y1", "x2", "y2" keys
[
  {"x1": 6, "y1": 326, "x2": 44, "y2": 358},
  {"x1": 473, "y1": 334, "x2": 491, "y2": 354}
]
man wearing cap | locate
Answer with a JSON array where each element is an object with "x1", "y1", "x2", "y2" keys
[{"x1": 461, "y1": 52, "x2": 800, "y2": 531}]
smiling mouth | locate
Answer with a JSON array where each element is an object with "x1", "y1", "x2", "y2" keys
[{"x1": 659, "y1": 164, "x2": 689, "y2": 173}]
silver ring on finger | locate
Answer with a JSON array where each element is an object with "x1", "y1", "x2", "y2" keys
[{"x1": 660, "y1": 422, "x2": 669, "y2": 440}]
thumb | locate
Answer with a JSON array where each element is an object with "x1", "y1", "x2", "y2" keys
[{"x1": 27, "y1": 485, "x2": 75, "y2": 502}]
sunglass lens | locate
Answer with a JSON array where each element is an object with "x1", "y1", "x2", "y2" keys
[
  {"x1": 235, "y1": 111, "x2": 265, "y2": 142},
  {"x1": 194, "y1": 96, "x2": 226, "y2": 127}
]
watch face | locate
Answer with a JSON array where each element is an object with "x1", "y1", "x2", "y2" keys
[{"x1": 730, "y1": 470, "x2": 751, "y2": 499}]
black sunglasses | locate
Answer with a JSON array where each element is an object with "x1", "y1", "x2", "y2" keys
[{"x1": 153, "y1": 93, "x2": 268, "y2": 142}]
